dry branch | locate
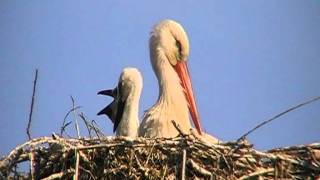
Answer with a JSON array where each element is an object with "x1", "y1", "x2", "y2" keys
[
  {"x1": 26, "y1": 69, "x2": 38, "y2": 140},
  {"x1": 238, "y1": 96, "x2": 320, "y2": 142}
]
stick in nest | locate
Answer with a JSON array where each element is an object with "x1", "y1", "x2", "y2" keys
[
  {"x1": 171, "y1": 120, "x2": 187, "y2": 137},
  {"x1": 27, "y1": 69, "x2": 38, "y2": 140},
  {"x1": 71, "y1": 96, "x2": 81, "y2": 138},
  {"x1": 60, "y1": 105, "x2": 82, "y2": 136},
  {"x1": 237, "y1": 96, "x2": 320, "y2": 142}
]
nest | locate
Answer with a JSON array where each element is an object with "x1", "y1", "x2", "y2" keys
[{"x1": 1, "y1": 133, "x2": 319, "y2": 180}]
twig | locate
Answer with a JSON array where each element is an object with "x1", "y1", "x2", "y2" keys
[
  {"x1": 161, "y1": 164, "x2": 168, "y2": 180},
  {"x1": 79, "y1": 166, "x2": 96, "y2": 180},
  {"x1": 71, "y1": 96, "x2": 81, "y2": 138},
  {"x1": 145, "y1": 141, "x2": 156, "y2": 166},
  {"x1": 74, "y1": 149, "x2": 80, "y2": 180},
  {"x1": 79, "y1": 113, "x2": 92, "y2": 138},
  {"x1": 41, "y1": 169, "x2": 74, "y2": 180},
  {"x1": 91, "y1": 120, "x2": 105, "y2": 138},
  {"x1": 220, "y1": 154, "x2": 231, "y2": 171},
  {"x1": 171, "y1": 120, "x2": 186, "y2": 137},
  {"x1": 60, "y1": 105, "x2": 82, "y2": 136},
  {"x1": 239, "y1": 168, "x2": 274, "y2": 180},
  {"x1": 187, "y1": 159, "x2": 212, "y2": 177},
  {"x1": 78, "y1": 114, "x2": 105, "y2": 139},
  {"x1": 29, "y1": 150, "x2": 38, "y2": 180},
  {"x1": 134, "y1": 153, "x2": 147, "y2": 174},
  {"x1": 238, "y1": 96, "x2": 320, "y2": 142},
  {"x1": 27, "y1": 69, "x2": 38, "y2": 140},
  {"x1": 181, "y1": 149, "x2": 186, "y2": 180}
]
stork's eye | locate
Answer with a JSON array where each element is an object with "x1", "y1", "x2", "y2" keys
[
  {"x1": 176, "y1": 40, "x2": 182, "y2": 54},
  {"x1": 175, "y1": 40, "x2": 182, "y2": 60}
]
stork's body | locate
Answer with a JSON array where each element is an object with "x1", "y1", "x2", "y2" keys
[
  {"x1": 139, "y1": 20, "x2": 202, "y2": 138},
  {"x1": 139, "y1": 55, "x2": 191, "y2": 137},
  {"x1": 98, "y1": 68, "x2": 142, "y2": 138}
]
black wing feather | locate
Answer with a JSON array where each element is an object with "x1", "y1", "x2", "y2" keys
[
  {"x1": 113, "y1": 81, "x2": 126, "y2": 133},
  {"x1": 113, "y1": 99, "x2": 125, "y2": 132},
  {"x1": 97, "y1": 102, "x2": 115, "y2": 123},
  {"x1": 97, "y1": 88, "x2": 117, "y2": 97}
]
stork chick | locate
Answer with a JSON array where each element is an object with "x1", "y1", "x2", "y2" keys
[{"x1": 97, "y1": 68, "x2": 142, "y2": 138}]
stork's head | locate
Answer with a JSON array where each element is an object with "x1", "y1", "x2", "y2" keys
[
  {"x1": 149, "y1": 19, "x2": 202, "y2": 135},
  {"x1": 150, "y1": 19, "x2": 189, "y2": 66},
  {"x1": 98, "y1": 67, "x2": 142, "y2": 132},
  {"x1": 118, "y1": 67, "x2": 143, "y2": 103}
]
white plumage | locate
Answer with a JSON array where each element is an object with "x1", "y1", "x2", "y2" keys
[{"x1": 139, "y1": 20, "x2": 202, "y2": 138}]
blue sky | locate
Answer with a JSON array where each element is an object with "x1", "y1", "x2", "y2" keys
[{"x1": 1, "y1": 1, "x2": 319, "y2": 155}]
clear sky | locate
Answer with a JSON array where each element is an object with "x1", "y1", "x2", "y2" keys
[{"x1": 1, "y1": 1, "x2": 319, "y2": 155}]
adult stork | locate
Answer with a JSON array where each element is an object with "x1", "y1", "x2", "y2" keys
[
  {"x1": 97, "y1": 67, "x2": 142, "y2": 138},
  {"x1": 139, "y1": 20, "x2": 203, "y2": 138}
]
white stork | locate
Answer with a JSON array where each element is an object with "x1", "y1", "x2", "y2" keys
[
  {"x1": 139, "y1": 20, "x2": 203, "y2": 138},
  {"x1": 97, "y1": 67, "x2": 142, "y2": 138}
]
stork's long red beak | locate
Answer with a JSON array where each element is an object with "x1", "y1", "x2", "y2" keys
[{"x1": 174, "y1": 61, "x2": 202, "y2": 135}]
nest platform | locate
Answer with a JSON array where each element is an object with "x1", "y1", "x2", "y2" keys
[{"x1": 1, "y1": 134, "x2": 319, "y2": 179}]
